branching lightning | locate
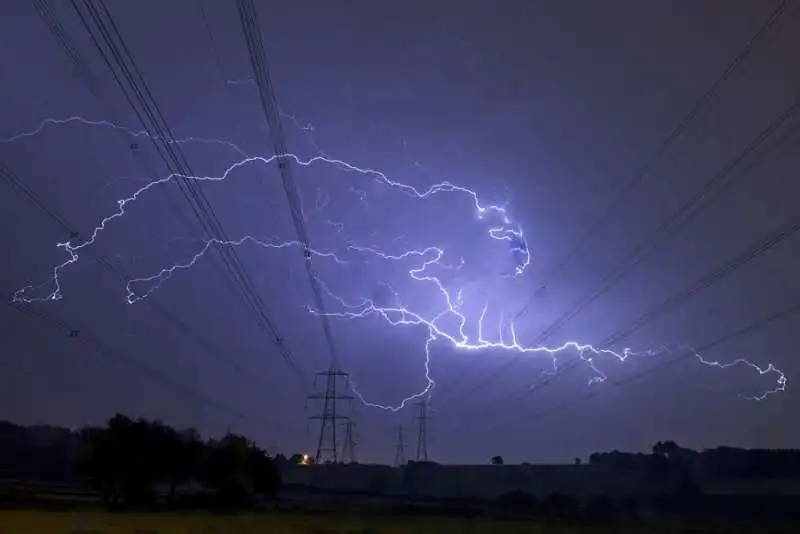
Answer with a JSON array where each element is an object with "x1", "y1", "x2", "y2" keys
[
  {"x1": 2, "y1": 116, "x2": 250, "y2": 158},
  {"x1": 4, "y1": 116, "x2": 786, "y2": 411}
]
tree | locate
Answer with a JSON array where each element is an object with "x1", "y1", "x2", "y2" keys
[
  {"x1": 202, "y1": 434, "x2": 282, "y2": 506},
  {"x1": 491, "y1": 455, "x2": 504, "y2": 465},
  {"x1": 149, "y1": 423, "x2": 203, "y2": 503},
  {"x1": 0, "y1": 414, "x2": 284, "y2": 510},
  {"x1": 74, "y1": 414, "x2": 280, "y2": 509},
  {"x1": 0, "y1": 422, "x2": 78, "y2": 482},
  {"x1": 248, "y1": 444, "x2": 281, "y2": 498},
  {"x1": 76, "y1": 414, "x2": 161, "y2": 507},
  {"x1": 203, "y1": 434, "x2": 252, "y2": 506}
]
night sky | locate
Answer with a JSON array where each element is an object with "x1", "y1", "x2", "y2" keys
[{"x1": 1, "y1": 0, "x2": 799, "y2": 465}]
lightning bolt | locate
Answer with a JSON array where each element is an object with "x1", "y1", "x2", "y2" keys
[
  {"x1": 4, "y1": 117, "x2": 786, "y2": 411},
  {"x1": 1, "y1": 116, "x2": 249, "y2": 157},
  {"x1": 124, "y1": 236, "x2": 349, "y2": 304}
]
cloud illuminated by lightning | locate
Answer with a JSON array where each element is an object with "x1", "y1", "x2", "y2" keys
[{"x1": 3, "y1": 117, "x2": 786, "y2": 410}]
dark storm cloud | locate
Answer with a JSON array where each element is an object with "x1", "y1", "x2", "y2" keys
[{"x1": 1, "y1": 0, "x2": 798, "y2": 464}]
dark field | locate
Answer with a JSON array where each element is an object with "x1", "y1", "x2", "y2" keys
[
  {"x1": 0, "y1": 480, "x2": 795, "y2": 534},
  {"x1": 0, "y1": 510, "x2": 703, "y2": 534}
]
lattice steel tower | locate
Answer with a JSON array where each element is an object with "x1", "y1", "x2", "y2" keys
[
  {"x1": 415, "y1": 400, "x2": 430, "y2": 462},
  {"x1": 307, "y1": 367, "x2": 353, "y2": 463},
  {"x1": 341, "y1": 420, "x2": 358, "y2": 464},
  {"x1": 394, "y1": 425, "x2": 406, "y2": 466}
]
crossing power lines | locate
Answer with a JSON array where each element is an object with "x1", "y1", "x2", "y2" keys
[
  {"x1": 532, "y1": 96, "x2": 800, "y2": 347},
  {"x1": 3, "y1": 293, "x2": 294, "y2": 433},
  {"x1": 67, "y1": 0, "x2": 309, "y2": 382},
  {"x1": 433, "y1": 10, "x2": 800, "y2": 410},
  {"x1": 234, "y1": 0, "x2": 354, "y2": 462},
  {"x1": 476, "y1": 299, "x2": 799, "y2": 442},
  {"x1": 511, "y1": 0, "x2": 792, "y2": 325},
  {"x1": 235, "y1": 0, "x2": 342, "y2": 369},
  {"x1": 0, "y1": 162, "x2": 281, "y2": 394},
  {"x1": 446, "y1": 216, "x2": 800, "y2": 437}
]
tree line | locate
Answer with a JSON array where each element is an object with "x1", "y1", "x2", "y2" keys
[
  {"x1": 588, "y1": 440, "x2": 800, "y2": 479},
  {"x1": 0, "y1": 415, "x2": 281, "y2": 508},
  {"x1": 3, "y1": 416, "x2": 800, "y2": 511}
]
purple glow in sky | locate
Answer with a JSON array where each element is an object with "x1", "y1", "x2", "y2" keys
[
  {"x1": 1, "y1": 0, "x2": 799, "y2": 464},
  {"x1": 5, "y1": 113, "x2": 787, "y2": 412}
]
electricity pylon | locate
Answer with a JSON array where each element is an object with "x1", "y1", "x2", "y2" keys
[
  {"x1": 394, "y1": 425, "x2": 406, "y2": 466},
  {"x1": 341, "y1": 420, "x2": 358, "y2": 464},
  {"x1": 307, "y1": 367, "x2": 353, "y2": 463},
  {"x1": 415, "y1": 400, "x2": 430, "y2": 461}
]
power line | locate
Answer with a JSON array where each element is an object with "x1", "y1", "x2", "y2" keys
[
  {"x1": 72, "y1": 0, "x2": 259, "y2": 318},
  {"x1": 533, "y1": 96, "x2": 800, "y2": 346},
  {"x1": 599, "y1": 218, "x2": 800, "y2": 349},
  {"x1": 431, "y1": 2, "x2": 794, "y2": 408},
  {"x1": 31, "y1": 0, "x2": 228, "y2": 283},
  {"x1": 196, "y1": 0, "x2": 228, "y2": 82},
  {"x1": 692, "y1": 302, "x2": 800, "y2": 354},
  {"x1": 233, "y1": 0, "x2": 354, "y2": 462},
  {"x1": 2, "y1": 293, "x2": 293, "y2": 433},
  {"x1": 0, "y1": 162, "x2": 279, "y2": 393},
  {"x1": 456, "y1": 217, "x2": 800, "y2": 436},
  {"x1": 479, "y1": 299, "x2": 800, "y2": 439},
  {"x1": 32, "y1": 0, "x2": 282, "y2": 392},
  {"x1": 436, "y1": 84, "x2": 800, "y2": 412},
  {"x1": 33, "y1": 0, "x2": 219, "y2": 250},
  {"x1": 511, "y1": 0, "x2": 791, "y2": 325},
  {"x1": 234, "y1": 0, "x2": 342, "y2": 369},
  {"x1": 67, "y1": 0, "x2": 309, "y2": 382}
]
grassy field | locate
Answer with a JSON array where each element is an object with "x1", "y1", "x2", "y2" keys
[{"x1": 0, "y1": 510, "x2": 659, "y2": 534}]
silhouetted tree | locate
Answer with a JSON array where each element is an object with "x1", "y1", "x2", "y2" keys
[
  {"x1": 0, "y1": 422, "x2": 78, "y2": 481},
  {"x1": 273, "y1": 453, "x2": 288, "y2": 468},
  {"x1": 152, "y1": 424, "x2": 203, "y2": 503},
  {"x1": 491, "y1": 455, "x2": 504, "y2": 465},
  {"x1": 248, "y1": 443, "x2": 281, "y2": 498},
  {"x1": 645, "y1": 452, "x2": 671, "y2": 480},
  {"x1": 71, "y1": 414, "x2": 280, "y2": 509},
  {"x1": 76, "y1": 414, "x2": 160, "y2": 507},
  {"x1": 203, "y1": 434, "x2": 252, "y2": 506}
]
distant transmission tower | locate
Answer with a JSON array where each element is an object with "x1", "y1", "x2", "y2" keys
[
  {"x1": 394, "y1": 425, "x2": 406, "y2": 466},
  {"x1": 415, "y1": 400, "x2": 430, "y2": 461},
  {"x1": 341, "y1": 420, "x2": 358, "y2": 464},
  {"x1": 307, "y1": 366, "x2": 353, "y2": 463}
]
